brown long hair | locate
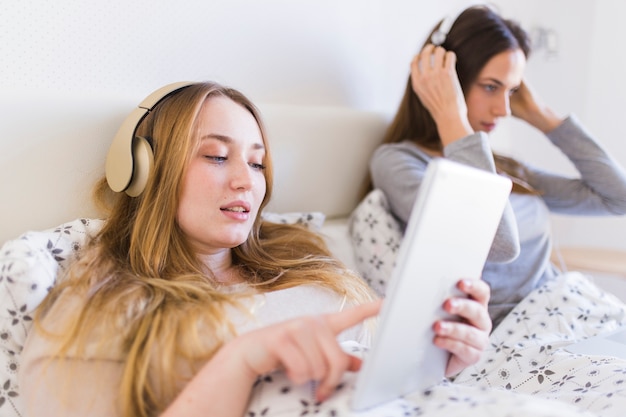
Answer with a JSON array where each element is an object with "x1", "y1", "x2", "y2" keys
[
  {"x1": 383, "y1": 5, "x2": 536, "y2": 194},
  {"x1": 36, "y1": 82, "x2": 375, "y2": 417}
]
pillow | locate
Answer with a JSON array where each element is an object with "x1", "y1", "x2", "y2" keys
[
  {"x1": 261, "y1": 211, "x2": 325, "y2": 231},
  {"x1": 0, "y1": 218, "x2": 103, "y2": 417},
  {"x1": 0, "y1": 213, "x2": 326, "y2": 416},
  {"x1": 348, "y1": 189, "x2": 403, "y2": 296}
]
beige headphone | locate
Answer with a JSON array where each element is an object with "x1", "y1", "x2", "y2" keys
[{"x1": 105, "y1": 81, "x2": 195, "y2": 196}]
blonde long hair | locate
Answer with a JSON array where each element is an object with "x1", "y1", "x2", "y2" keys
[{"x1": 36, "y1": 82, "x2": 375, "y2": 417}]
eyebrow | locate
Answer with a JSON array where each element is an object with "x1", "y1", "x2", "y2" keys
[
  {"x1": 201, "y1": 134, "x2": 265, "y2": 150},
  {"x1": 480, "y1": 77, "x2": 505, "y2": 86},
  {"x1": 480, "y1": 77, "x2": 520, "y2": 90}
]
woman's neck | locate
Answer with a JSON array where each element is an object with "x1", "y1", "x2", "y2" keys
[{"x1": 199, "y1": 250, "x2": 243, "y2": 285}]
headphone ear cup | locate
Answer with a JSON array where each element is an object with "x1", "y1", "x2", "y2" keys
[
  {"x1": 431, "y1": 30, "x2": 446, "y2": 46},
  {"x1": 125, "y1": 136, "x2": 154, "y2": 197},
  {"x1": 106, "y1": 82, "x2": 193, "y2": 196}
]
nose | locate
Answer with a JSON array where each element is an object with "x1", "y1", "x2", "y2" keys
[
  {"x1": 230, "y1": 159, "x2": 254, "y2": 190},
  {"x1": 492, "y1": 93, "x2": 511, "y2": 118}
]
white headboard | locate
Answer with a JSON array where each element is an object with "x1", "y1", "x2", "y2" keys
[{"x1": 0, "y1": 92, "x2": 389, "y2": 245}]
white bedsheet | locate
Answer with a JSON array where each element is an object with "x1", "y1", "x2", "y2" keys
[
  {"x1": 246, "y1": 272, "x2": 626, "y2": 416},
  {"x1": 2, "y1": 219, "x2": 625, "y2": 417}
]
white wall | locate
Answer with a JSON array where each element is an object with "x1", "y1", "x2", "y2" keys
[
  {"x1": 2, "y1": 0, "x2": 626, "y2": 252},
  {"x1": 0, "y1": 0, "x2": 467, "y2": 112},
  {"x1": 0, "y1": 0, "x2": 468, "y2": 241},
  {"x1": 574, "y1": 0, "x2": 626, "y2": 251},
  {"x1": 494, "y1": 0, "x2": 626, "y2": 252}
]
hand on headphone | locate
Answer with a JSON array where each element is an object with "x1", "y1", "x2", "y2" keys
[{"x1": 411, "y1": 44, "x2": 473, "y2": 146}]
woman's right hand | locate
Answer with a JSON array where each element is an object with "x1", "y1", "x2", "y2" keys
[
  {"x1": 410, "y1": 44, "x2": 473, "y2": 146},
  {"x1": 163, "y1": 300, "x2": 382, "y2": 417},
  {"x1": 235, "y1": 299, "x2": 382, "y2": 401}
]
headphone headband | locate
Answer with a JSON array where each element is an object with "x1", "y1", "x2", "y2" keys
[
  {"x1": 105, "y1": 81, "x2": 195, "y2": 195},
  {"x1": 430, "y1": 2, "x2": 493, "y2": 46},
  {"x1": 431, "y1": 12, "x2": 457, "y2": 46}
]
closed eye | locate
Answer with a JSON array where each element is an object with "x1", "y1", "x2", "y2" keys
[
  {"x1": 204, "y1": 155, "x2": 226, "y2": 163},
  {"x1": 204, "y1": 156, "x2": 265, "y2": 170},
  {"x1": 250, "y1": 162, "x2": 266, "y2": 170}
]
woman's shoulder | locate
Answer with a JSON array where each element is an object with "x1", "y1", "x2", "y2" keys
[
  {"x1": 374, "y1": 139, "x2": 426, "y2": 154},
  {"x1": 371, "y1": 140, "x2": 431, "y2": 166}
]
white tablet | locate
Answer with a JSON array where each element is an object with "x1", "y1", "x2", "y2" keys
[{"x1": 351, "y1": 158, "x2": 512, "y2": 411}]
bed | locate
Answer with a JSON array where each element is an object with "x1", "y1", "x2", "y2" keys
[{"x1": 1, "y1": 92, "x2": 626, "y2": 416}]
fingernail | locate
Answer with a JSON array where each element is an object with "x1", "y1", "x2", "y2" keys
[
  {"x1": 437, "y1": 321, "x2": 450, "y2": 334},
  {"x1": 316, "y1": 389, "x2": 328, "y2": 402}
]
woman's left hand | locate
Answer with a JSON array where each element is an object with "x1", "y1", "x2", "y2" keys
[
  {"x1": 510, "y1": 80, "x2": 562, "y2": 133},
  {"x1": 433, "y1": 278, "x2": 492, "y2": 377}
]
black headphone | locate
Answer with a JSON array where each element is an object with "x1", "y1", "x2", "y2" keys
[{"x1": 105, "y1": 81, "x2": 194, "y2": 197}]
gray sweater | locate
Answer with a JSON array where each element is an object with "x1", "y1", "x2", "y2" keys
[{"x1": 370, "y1": 116, "x2": 626, "y2": 327}]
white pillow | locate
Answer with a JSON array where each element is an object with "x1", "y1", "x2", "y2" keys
[
  {"x1": 262, "y1": 211, "x2": 325, "y2": 231},
  {"x1": 0, "y1": 212, "x2": 325, "y2": 416},
  {"x1": 348, "y1": 189, "x2": 403, "y2": 296},
  {"x1": 0, "y1": 218, "x2": 104, "y2": 417}
]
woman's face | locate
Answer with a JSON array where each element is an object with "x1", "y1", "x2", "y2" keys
[
  {"x1": 177, "y1": 95, "x2": 267, "y2": 255},
  {"x1": 465, "y1": 48, "x2": 526, "y2": 133}
]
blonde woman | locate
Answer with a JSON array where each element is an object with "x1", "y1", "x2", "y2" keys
[{"x1": 19, "y1": 82, "x2": 492, "y2": 417}]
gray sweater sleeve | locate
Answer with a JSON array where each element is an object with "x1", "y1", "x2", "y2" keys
[
  {"x1": 528, "y1": 115, "x2": 626, "y2": 215},
  {"x1": 370, "y1": 133, "x2": 520, "y2": 263}
]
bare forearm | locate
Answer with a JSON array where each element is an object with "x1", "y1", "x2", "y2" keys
[
  {"x1": 161, "y1": 344, "x2": 257, "y2": 417},
  {"x1": 435, "y1": 112, "x2": 474, "y2": 147}
]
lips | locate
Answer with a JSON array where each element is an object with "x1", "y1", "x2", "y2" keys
[
  {"x1": 221, "y1": 206, "x2": 249, "y2": 213},
  {"x1": 482, "y1": 122, "x2": 496, "y2": 132},
  {"x1": 220, "y1": 200, "x2": 251, "y2": 213}
]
